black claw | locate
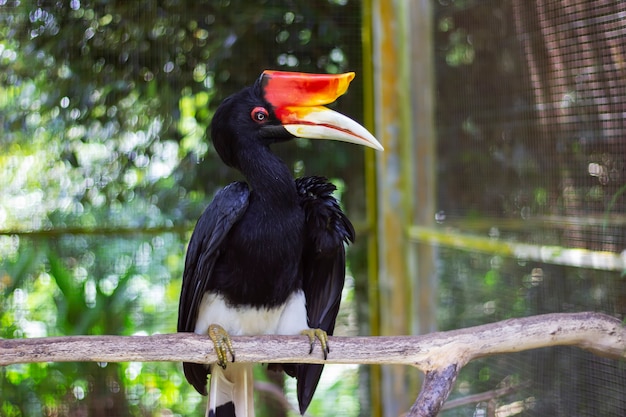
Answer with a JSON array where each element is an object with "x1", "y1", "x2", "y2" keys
[{"x1": 301, "y1": 328, "x2": 330, "y2": 359}]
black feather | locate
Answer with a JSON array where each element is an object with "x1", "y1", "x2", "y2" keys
[
  {"x1": 178, "y1": 182, "x2": 249, "y2": 395},
  {"x1": 177, "y1": 80, "x2": 354, "y2": 415},
  {"x1": 294, "y1": 176, "x2": 354, "y2": 413}
]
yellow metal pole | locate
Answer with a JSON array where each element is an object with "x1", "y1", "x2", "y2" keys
[{"x1": 361, "y1": 0, "x2": 383, "y2": 416}]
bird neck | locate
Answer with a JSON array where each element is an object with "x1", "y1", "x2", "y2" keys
[{"x1": 238, "y1": 145, "x2": 297, "y2": 204}]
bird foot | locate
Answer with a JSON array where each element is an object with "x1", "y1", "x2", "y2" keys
[
  {"x1": 208, "y1": 324, "x2": 235, "y2": 369},
  {"x1": 300, "y1": 328, "x2": 330, "y2": 359}
]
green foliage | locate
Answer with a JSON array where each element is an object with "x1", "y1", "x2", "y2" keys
[
  {"x1": 1, "y1": 232, "x2": 193, "y2": 416},
  {"x1": 1, "y1": 0, "x2": 366, "y2": 415},
  {"x1": 0, "y1": 0, "x2": 364, "y2": 228}
]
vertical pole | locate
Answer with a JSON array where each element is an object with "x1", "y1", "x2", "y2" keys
[
  {"x1": 409, "y1": 0, "x2": 437, "y2": 339},
  {"x1": 361, "y1": 0, "x2": 383, "y2": 415},
  {"x1": 369, "y1": 0, "x2": 436, "y2": 416}
]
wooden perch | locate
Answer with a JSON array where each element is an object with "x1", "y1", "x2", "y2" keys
[{"x1": 1, "y1": 312, "x2": 624, "y2": 416}]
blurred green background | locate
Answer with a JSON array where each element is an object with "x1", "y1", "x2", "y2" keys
[
  {"x1": 2, "y1": 1, "x2": 626, "y2": 416},
  {"x1": 1, "y1": 1, "x2": 366, "y2": 416}
]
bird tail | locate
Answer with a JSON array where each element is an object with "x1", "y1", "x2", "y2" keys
[{"x1": 206, "y1": 363, "x2": 255, "y2": 417}]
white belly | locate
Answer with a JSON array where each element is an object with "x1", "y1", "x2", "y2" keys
[{"x1": 194, "y1": 290, "x2": 309, "y2": 336}]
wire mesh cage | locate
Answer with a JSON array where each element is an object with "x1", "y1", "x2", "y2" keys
[{"x1": 435, "y1": 1, "x2": 626, "y2": 415}]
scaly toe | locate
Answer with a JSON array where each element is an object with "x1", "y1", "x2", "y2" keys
[
  {"x1": 208, "y1": 324, "x2": 235, "y2": 369},
  {"x1": 300, "y1": 328, "x2": 329, "y2": 359}
]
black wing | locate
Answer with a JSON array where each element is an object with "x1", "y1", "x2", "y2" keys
[
  {"x1": 177, "y1": 181, "x2": 250, "y2": 395},
  {"x1": 294, "y1": 176, "x2": 355, "y2": 414}
]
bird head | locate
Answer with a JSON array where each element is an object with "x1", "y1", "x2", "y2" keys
[{"x1": 210, "y1": 70, "x2": 383, "y2": 169}]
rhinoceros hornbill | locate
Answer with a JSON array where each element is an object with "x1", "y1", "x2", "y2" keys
[{"x1": 177, "y1": 70, "x2": 383, "y2": 417}]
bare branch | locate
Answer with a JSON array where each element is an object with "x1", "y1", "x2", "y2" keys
[
  {"x1": 254, "y1": 381, "x2": 300, "y2": 415},
  {"x1": 408, "y1": 364, "x2": 459, "y2": 417},
  {"x1": 2, "y1": 312, "x2": 622, "y2": 368},
  {"x1": 440, "y1": 381, "x2": 532, "y2": 411},
  {"x1": 1, "y1": 312, "x2": 624, "y2": 416}
]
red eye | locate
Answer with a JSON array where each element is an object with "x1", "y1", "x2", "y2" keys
[{"x1": 251, "y1": 107, "x2": 269, "y2": 124}]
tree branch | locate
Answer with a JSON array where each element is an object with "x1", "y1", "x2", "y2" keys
[
  {"x1": 1, "y1": 312, "x2": 624, "y2": 416},
  {"x1": 408, "y1": 364, "x2": 459, "y2": 417},
  {"x1": 440, "y1": 381, "x2": 532, "y2": 411}
]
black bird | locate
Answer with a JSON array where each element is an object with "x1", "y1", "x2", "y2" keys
[{"x1": 177, "y1": 70, "x2": 383, "y2": 417}]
